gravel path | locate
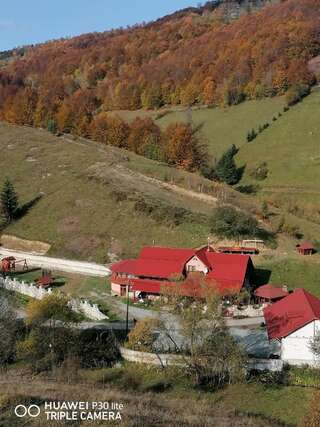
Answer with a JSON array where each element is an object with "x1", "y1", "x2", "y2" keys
[{"x1": 0, "y1": 247, "x2": 110, "y2": 277}]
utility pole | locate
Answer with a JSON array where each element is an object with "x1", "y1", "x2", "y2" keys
[{"x1": 125, "y1": 283, "x2": 130, "y2": 337}]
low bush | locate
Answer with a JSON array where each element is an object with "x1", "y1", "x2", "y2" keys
[
  {"x1": 285, "y1": 84, "x2": 310, "y2": 106},
  {"x1": 287, "y1": 366, "x2": 320, "y2": 388},
  {"x1": 249, "y1": 162, "x2": 269, "y2": 181},
  {"x1": 248, "y1": 369, "x2": 288, "y2": 386},
  {"x1": 134, "y1": 197, "x2": 204, "y2": 226},
  {"x1": 235, "y1": 184, "x2": 259, "y2": 195},
  {"x1": 126, "y1": 319, "x2": 160, "y2": 352},
  {"x1": 246, "y1": 129, "x2": 257, "y2": 142},
  {"x1": 140, "y1": 377, "x2": 172, "y2": 393}
]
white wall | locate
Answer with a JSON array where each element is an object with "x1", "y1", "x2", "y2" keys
[
  {"x1": 111, "y1": 282, "x2": 122, "y2": 296},
  {"x1": 120, "y1": 347, "x2": 283, "y2": 371},
  {"x1": 0, "y1": 277, "x2": 108, "y2": 321},
  {"x1": 281, "y1": 320, "x2": 320, "y2": 365},
  {"x1": 186, "y1": 256, "x2": 208, "y2": 274}
]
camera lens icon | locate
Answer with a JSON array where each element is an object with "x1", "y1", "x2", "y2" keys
[{"x1": 15, "y1": 404, "x2": 41, "y2": 418}]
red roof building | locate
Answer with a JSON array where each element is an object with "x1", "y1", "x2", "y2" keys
[
  {"x1": 254, "y1": 284, "x2": 288, "y2": 302},
  {"x1": 110, "y1": 245, "x2": 254, "y2": 299},
  {"x1": 264, "y1": 289, "x2": 320, "y2": 365},
  {"x1": 264, "y1": 289, "x2": 320, "y2": 340},
  {"x1": 296, "y1": 241, "x2": 315, "y2": 255}
]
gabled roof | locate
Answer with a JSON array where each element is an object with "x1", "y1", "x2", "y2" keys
[
  {"x1": 297, "y1": 241, "x2": 315, "y2": 250},
  {"x1": 264, "y1": 289, "x2": 320, "y2": 340},
  {"x1": 111, "y1": 258, "x2": 184, "y2": 279},
  {"x1": 139, "y1": 246, "x2": 195, "y2": 263},
  {"x1": 111, "y1": 246, "x2": 252, "y2": 293},
  {"x1": 110, "y1": 259, "x2": 137, "y2": 274},
  {"x1": 254, "y1": 284, "x2": 288, "y2": 300},
  {"x1": 204, "y1": 252, "x2": 251, "y2": 294},
  {"x1": 131, "y1": 278, "x2": 173, "y2": 294},
  {"x1": 134, "y1": 258, "x2": 184, "y2": 278},
  {"x1": 204, "y1": 252, "x2": 251, "y2": 275}
]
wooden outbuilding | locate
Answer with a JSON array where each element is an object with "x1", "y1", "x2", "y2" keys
[
  {"x1": 254, "y1": 284, "x2": 288, "y2": 303},
  {"x1": 296, "y1": 241, "x2": 315, "y2": 256}
]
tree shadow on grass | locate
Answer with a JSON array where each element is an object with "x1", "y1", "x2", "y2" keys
[
  {"x1": 9, "y1": 268, "x2": 42, "y2": 277},
  {"x1": 14, "y1": 194, "x2": 43, "y2": 220},
  {"x1": 252, "y1": 268, "x2": 272, "y2": 288}
]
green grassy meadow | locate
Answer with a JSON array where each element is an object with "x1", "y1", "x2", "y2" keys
[
  {"x1": 255, "y1": 254, "x2": 320, "y2": 296},
  {"x1": 237, "y1": 90, "x2": 320, "y2": 190},
  {"x1": 0, "y1": 123, "x2": 220, "y2": 261},
  {"x1": 114, "y1": 96, "x2": 285, "y2": 159}
]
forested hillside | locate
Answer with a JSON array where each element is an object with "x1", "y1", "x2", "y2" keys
[{"x1": 0, "y1": 0, "x2": 319, "y2": 129}]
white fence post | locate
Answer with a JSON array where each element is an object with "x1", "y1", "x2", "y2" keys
[{"x1": 0, "y1": 277, "x2": 108, "y2": 321}]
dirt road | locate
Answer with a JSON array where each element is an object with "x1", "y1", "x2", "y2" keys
[{"x1": 0, "y1": 247, "x2": 110, "y2": 277}]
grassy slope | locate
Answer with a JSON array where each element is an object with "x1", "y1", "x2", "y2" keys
[
  {"x1": 114, "y1": 97, "x2": 284, "y2": 158},
  {"x1": 114, "y1": 93, "x2": 320, "y2": 241},
  {"x1": 237, "y1": 90, "x2": 320, "y2": 190},
  {"x1": 0, "y1": 366, "x2": 314, "y2": 426},
  {"x1": 255, "y1": 254, "x2": 320, "y2": 297},
  {"x1": 1, "y1": 92, "x2": 320, "y2": 267},
  {"x1": 236, "y1": 89, "x2": 320, "y2": 215},
  {"x1": 1, "y1": 122, "x2": 260, "y2": 262}
]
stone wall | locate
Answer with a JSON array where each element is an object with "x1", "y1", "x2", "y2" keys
[
  {"x1": 0, "y1": 277, "x2": 108, "y2": 321},
  {"x1": 0, "y1": 276, "x2": 52, "y2": 299},
  {"x1": 120, "y1": 347, "x2": 283, "y2": 371},
  {"x1": 69, "y1": 299, "x2": 109, "y2": 321},
  {"x1": 120, "y1": 347, "x2": 187, "y2": 367}
]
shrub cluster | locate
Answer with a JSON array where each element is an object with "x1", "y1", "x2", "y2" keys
[
  {"x1": 134, "y1": 197, "x2": 204, "y2": 226},
  {"x1": 249, "y1": 162, "x2": 269, "y2": 181},
  {"x1": 285, "y1": 84, "x2": 311, "y2": 106}
]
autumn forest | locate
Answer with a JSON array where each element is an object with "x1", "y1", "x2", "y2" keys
[{"x1": 0, "y1": 0, "x2": 319, "y2": 171}]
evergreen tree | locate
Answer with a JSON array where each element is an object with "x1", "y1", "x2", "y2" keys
[
  {"x1": 214, "y1": 145, "x2": 241, "y2": 185},
  {"x1": 46, "y1": 118, "x2": 57, "y2": 134},
  {"x1": 261, "y1": 200, "x2": 269, "y2": 219},
  {"x1": 1, "y1": 179, "x2": 19, "y2": 223},
  {"x1": 211, "y1": 205, "x2": 260, "y2": 241},
  {"x1": 246, "y1": 129, "x2": 257, "y2": 142}
]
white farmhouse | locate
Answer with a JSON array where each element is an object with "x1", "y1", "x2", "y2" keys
[{"x1": 264, "y1": 288, "x2": 320, "y2": 366}]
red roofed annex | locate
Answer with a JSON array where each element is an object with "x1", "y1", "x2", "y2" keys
[
  {"x1": 110, "y1": 244, "x2": 254, "y2": 300},
  {"x1": 263, "y1": 289, "x2": 320, "y2": 365},
  {"x1": 264, "y1": 288, "x2": 320, "y2": 340}
]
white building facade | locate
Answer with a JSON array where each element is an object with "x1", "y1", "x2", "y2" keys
[{"x1": 280, "y1": 320, "x2": 320, "y2": 366}]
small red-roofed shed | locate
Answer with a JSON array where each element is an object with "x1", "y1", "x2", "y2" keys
[
  {"x1": 296, "y1": 241, "x2": 315, "y2": 255},
  {"x1": 254, "y1": 284, "x2": 288, "y2": 303}
]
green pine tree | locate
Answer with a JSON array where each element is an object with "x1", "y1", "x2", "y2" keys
[
  {"x1": 261, "y1": 200, "x2": 269, "y2": 219},
  {"x1": 214, "y1": 145, "x2": 241, "y2": 185},
  {"x1": 1, "y1": 179, "x2": 19, "y2": 223},
  {"x1": 46, "y1": 118, "x2": 57, "y2": 134}
]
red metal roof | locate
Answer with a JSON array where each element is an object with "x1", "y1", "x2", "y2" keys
[
  {"x1": 110, "y1": 259, "x2": 137, "y2": 274},
  {"x1": 205, "y1": 252, "x2": 250, "y2": 276},
  {"x1": 36, "y1": 275, "x2": 54, "y2": 287},
  {"x1": 134, "y1": 258, "x2": 184, "y2": 278},
  {"x1": 131, "y1": 279, "x2": 174, "y2": 294},
  {"x1": 264, "y1": 289, "x2": 320, "y2": 340},
  {"x1": 111, "y1": 246, "x2": 252, "y2": 295},
  {"x1": 297, "y1": 241, "x2": 315, "y2": 250},
  {"x1": 254, "y1": 284, "x2": 288, "y2": 300},
  {"x1": 111, "y1": 258, "x2": 184, "y2": 279}
]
